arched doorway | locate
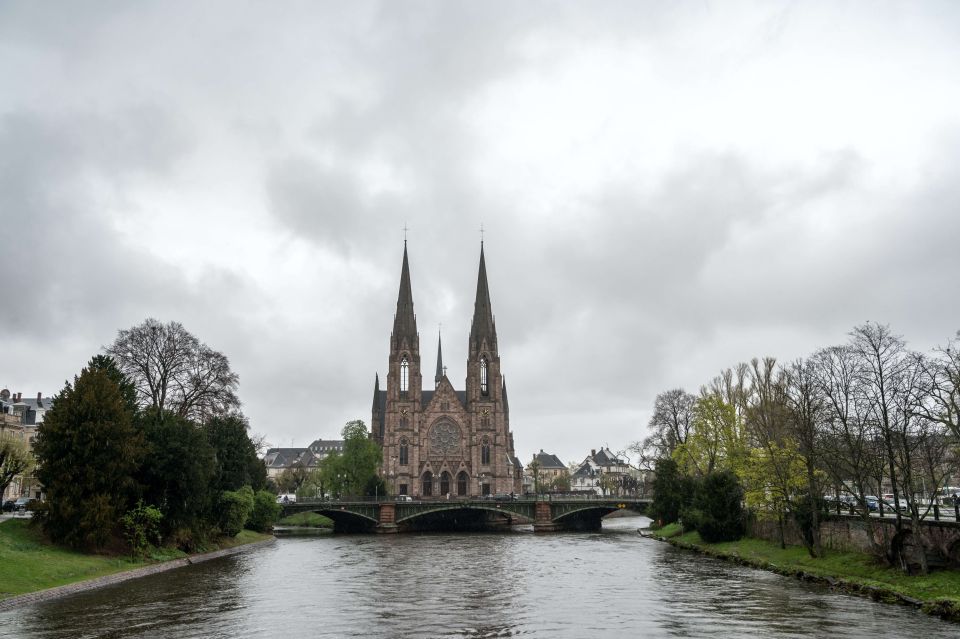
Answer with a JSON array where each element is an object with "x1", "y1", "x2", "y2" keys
[
  {"x1": 439, "y1": 471, "x2": 451, "y2": 496},
  {"x1": 421, "y1": 471, "x2": 433, "y2": 497},
  {"x1": 456, "y1": 471, "x2": 469, "y2": 497}
]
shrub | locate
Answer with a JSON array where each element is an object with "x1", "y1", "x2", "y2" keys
[
  {"x1": 686, "y1": 470, "x2": 745, "y2": 543},
  {"x1": 246, "y1": 490, "x2": 281, "y2": 532},
  {"x1": 121, "y1": 500, "x2": 163, "y2": 556},
  {"x1": 219, "y1": 486, "x2": 255, "y2": 537}
]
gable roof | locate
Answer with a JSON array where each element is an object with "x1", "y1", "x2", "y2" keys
[{"x1": 531, "y1": 450, "x2": 565, "y2": 469}]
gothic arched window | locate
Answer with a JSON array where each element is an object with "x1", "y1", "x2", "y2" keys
[
  {"x1": 422, "y1": 471, "x2": 433, "y2": 497},
  {"x1": 400, "y1": 356, "x2": 409, "y2": 394},
  {"x1": 480, "y1": 356, "x2": 488, "y2": 396},
  {"x1": 399, "y1": 438, "x2": 409, "y2": 466},
  {"x1": 456, "y1": 471, "x2": 469, "y2": 496},
  {"x1": 440, "y1": 471, "x2": 451, "y2": 496},
  {"x1": 481, "y1": 437, "x2": 490, "y2": 465}
]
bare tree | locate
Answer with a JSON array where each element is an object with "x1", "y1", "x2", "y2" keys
[
  {"x1": 917, "y1": 331, "x2": 960, "y2": 440},
  {"x1": 782, "y1": 357, "x2": 825, "y2": 558},
  {"x1": 849, "y1": 323, "x2": 909, "y2": 543},
  {"x1": 0, "y1": 434, "x2": 34, "y2": 499},
  {"x1": 811, "y1": 344, "x2": 887, "y2": 557},
  {"x1": 105, "y1": 318, "x2": 240, "y2": 422},
  {"x1": 632, "y1": 388, "x2": 696, "y2": 470}
]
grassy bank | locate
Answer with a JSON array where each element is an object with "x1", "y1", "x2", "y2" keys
[
  {"x1": 276, "y1": 512, "x2": 333, "y2": 527},
  {"x1": 647, "y1": 524, "x2": 960, "y2": 622},
  {"x1": 0, "y1": 519, "x2": 270, "y2": 600}
]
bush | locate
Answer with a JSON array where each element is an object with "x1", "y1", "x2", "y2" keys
[
  {"x1": 219, "y1": 486, "x2": 255, "y2": 537},
  {"x1": 121, "y1": 500, "x2": 163, "y2": 556},
  {"x1": 246, "y1": 490, "x2": 281, "y2": 532},
  {"x1": 685, "y1": 470, "x2": 745, "y2": 543}
]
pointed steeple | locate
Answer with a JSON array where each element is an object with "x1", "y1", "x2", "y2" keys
[
  {"x1": 435, "y1": 329, "x2": 444, "y2": 386},
  {"x1": 372, "y1": 373, "x2": 380, "y2": 411},
  {"x1": 391, "y1": 241, "x2": 418, "y2": 346},
  {"x1": 469, "y1": 242, "x2": 497, "y2": 355},
  {"x1": 502, "y1": 376, "x2": 509, "y2": 411}
]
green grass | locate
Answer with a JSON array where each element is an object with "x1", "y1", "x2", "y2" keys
[
  {"x1": 276, "y1": 512, "x2": 333, "y2": 527},
  {"x1": 0, "y1": 519, "x2": 272, "y2": 600},
  {"x1": 668, "y1": 529, "x2": 960, "y2": 607}
]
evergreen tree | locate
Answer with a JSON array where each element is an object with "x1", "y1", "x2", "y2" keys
[
  {"x1": 205, "y1": 413, "x2": 267, "y2": 492},
  {"x1": 650, "y1": 457, "x2": 690, "y2": 525},
  {"x1": 136, "y1": 409, "x2": 215, "y2": 540},
  {"x1": 686, "y1": 469, "x2": 745, "y2": 543},
  {"x1": 34, "y1": 358, "x2": 143, "y2": 549}
]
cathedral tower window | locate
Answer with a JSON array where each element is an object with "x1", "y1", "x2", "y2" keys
[
  {"x1": 481, "y1": 437, "x2": 490, "y2": 465},
  {"x1": 400, "y1": 356, "x2": 409, "y2": 394},
  {"x1": 480, "y1": 356, "x2": 488, "y2": 396},
  {"x1": 456, "y1": 471, "x2": 469, "y2": 496},
  {"x1": 399, "y1": 438, "x2": 409, "y2": 466}
]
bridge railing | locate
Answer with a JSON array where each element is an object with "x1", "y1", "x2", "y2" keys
[{"x1": 289, "y1": 494, "x2": 650, "y2": 507}]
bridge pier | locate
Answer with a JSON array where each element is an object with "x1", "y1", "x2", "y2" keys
[
  {"x1": 375, "y1": 503, "x2": 399, "y2": 533},
  {"x1": 533, "y1": 501, "x2": 561, "y2": 533}
]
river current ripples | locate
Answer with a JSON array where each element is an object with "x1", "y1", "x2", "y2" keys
[{"x1": 1, "y1": 516, "x2": 957, "y2": 638}]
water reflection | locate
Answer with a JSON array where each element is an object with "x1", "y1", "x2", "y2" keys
[{"x1": 1, "y1": 517, "x2": 956, "y2": 638}]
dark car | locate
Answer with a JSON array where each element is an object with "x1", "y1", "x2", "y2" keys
[
  {"x1": 493, "y1": 493, "x2": 516, "y2": 501},
  {"x1": 13, "y1": 497, "x2": 37, "y2": 512},
  {"x1": 1, "y1": 500, "x2": 16, "y2": 512}
]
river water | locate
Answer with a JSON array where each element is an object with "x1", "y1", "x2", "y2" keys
[{"x1": 2, "y1": 516, "x2": 957, "y2": 638}]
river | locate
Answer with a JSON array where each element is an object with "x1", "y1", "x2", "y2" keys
[{"x1": 1, "y1": 516, "x2": 957, "y2": 638}]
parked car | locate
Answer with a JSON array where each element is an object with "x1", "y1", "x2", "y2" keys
[
  {"x1": 395, "y1": 494, "x2": 413, "y2": 502},
  {"x1": 493, "y1": 493, "x2": 516, "y2": 501},
  {"x1": 863, "y1": 495, "x2": 879, "y2": 512},
  {"x1": 13, "y1": 497, "x2": 37, "y2": 512},
  {"x1": 1, "y1": 499, "x2": 16, "y2": 512}
]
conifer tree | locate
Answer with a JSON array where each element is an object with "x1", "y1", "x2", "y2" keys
[{"x1": 34, "y1": 357, "x2": 143, "y2": 549}]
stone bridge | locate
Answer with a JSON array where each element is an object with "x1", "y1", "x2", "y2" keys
[{"x1": 280, "y1": 496, "x2": 651, "y2": 533}]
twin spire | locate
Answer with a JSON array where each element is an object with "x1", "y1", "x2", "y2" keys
[
  {"x1": 391, "y1": 241, "x2": 418, "y2": 347},
  {"x1": 392, "y1": 240, "x2": 496, "y2": 381},
  {"x1": 469, "y1": 242, "x2": 497, "y2": 356}
]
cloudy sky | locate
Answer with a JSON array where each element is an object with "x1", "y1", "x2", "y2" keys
[{"x1": 2, "y1": 1, "x2": 959, "y2": 466}]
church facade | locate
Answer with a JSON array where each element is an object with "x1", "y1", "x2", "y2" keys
[{"x1": 372, "y1": 242, "x2": 522, "y2": 498}]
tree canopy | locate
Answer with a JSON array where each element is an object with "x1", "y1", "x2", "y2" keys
[{"x1": 105, "y1": 318, "x2": 240, "y2": 423}]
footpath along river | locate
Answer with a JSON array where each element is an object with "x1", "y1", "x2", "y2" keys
[{"x1": 1, "y1": 515, "x2": 957, "y2": 638}]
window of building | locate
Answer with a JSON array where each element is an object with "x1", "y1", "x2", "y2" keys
[
  {"x1": 399, "y1": 438, "x2": 409, "y2": 465},
  {"x1": 481, "y1": 438, "x2": 490, "y2": 465},
  {"x1": 480, "y1": 356, "x2": 488, "y2": 395},
  {"x1": 422, "y1": 471, "x2": 433, "y2": 497},
  {"x1": 482, "y1": 483, "x2": 491, "y2": 496},
  {"x1": 400, "y1": 356, "x2": 409, "y2": 393},
  {"x1": 399, "y1": 483, "x2": 408, "y2": 496},
  {"x1": 440, "y1": 471, "x2": 451, "y2": 496},
  {"x1": 457, "y1": 471, "x2": 469, "y2": 496}
]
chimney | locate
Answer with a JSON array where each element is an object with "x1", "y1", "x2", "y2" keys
[
  {"x1": 16, "y1": 392, "x2": 21, "y2": 402},
  {"x1": 591, "y1": 449, "x2": 596, "y2": 457},
  {"x1": 37, "y1": 392, "x2": 43, "y2": 407}
]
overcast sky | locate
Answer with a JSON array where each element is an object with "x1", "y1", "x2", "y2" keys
[{"x1": 2, "y1": 1, "x2": 959, "y2": 466}]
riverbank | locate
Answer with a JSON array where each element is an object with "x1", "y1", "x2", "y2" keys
[
  {"x1": 0, "y1": 518, "x2": 273, "y2": 610},
  {"x1": 645, "y1": 524, "x2": 960, "y2": 622}
]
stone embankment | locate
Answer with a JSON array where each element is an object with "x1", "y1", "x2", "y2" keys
[{"x1": 0, "y1": 537, "x2": 275, "y2": 612}]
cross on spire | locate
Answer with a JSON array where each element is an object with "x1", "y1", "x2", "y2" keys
[
  {"x1": 403, "y1": 223, "x2": 409, "y2": 243},
  {"x1": 479, "y1": 223, "x2": 485, "y2": 244}
]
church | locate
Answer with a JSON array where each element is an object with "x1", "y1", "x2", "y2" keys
[{"x1": 371, "y1": 242, "x2": 523, "y2": 498}]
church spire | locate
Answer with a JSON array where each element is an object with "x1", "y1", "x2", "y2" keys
[
  {"x1": 391, "y1": 241, "x2": 418, "y2": 347},
  {"x1": 469, "y1": 242, "x2": 497, "y2": 355},
  {"x1": 435, "y1": 329, "x2": 444, "y2": 386}
]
